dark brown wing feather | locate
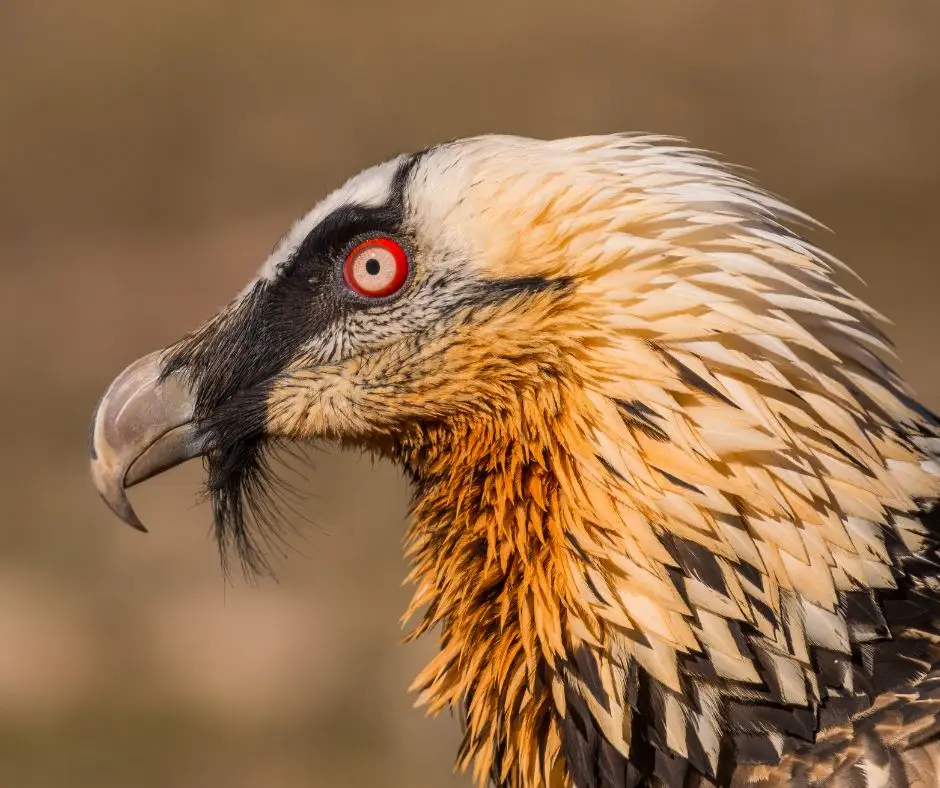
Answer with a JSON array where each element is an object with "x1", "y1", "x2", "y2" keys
[{"x1": 732, "y1": 662, "x2": 940, "y2": 788}]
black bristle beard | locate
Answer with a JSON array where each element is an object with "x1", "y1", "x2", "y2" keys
[
  {"x1": 203, "y1": 433, "x2": 286, "y2": 579},
  {"x1": 160, "y1": 283, "x2": 312, "y2": 580},
  {"x1": 196, "y1": 379, "x2": 308, "y2": 580}
]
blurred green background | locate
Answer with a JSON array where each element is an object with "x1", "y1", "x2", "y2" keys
[{"x1": 1, "y1": 1, "x2": 939, "y2": 786}]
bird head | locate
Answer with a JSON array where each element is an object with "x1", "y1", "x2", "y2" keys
[
  {"x1": 89, "y1": 135, "x2": 940, "y2": 786},
  {"x1": 88, "y1": 136, "x2": 644, "y2": 566}
]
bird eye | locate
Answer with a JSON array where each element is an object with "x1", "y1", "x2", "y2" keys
[{"x1": 343, "y1": 237, "x2": 410, "y2": 298}]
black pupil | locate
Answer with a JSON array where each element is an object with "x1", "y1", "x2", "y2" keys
[{"x1": 365, "y1": 258, "x2": 381, "y2": 276}]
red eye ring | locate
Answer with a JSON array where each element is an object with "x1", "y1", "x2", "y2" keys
[{"x1": 342, "y1": 236, "x2": 410, "y2": 298}]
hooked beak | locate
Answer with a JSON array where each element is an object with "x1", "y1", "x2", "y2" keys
[{"x1": 89, "y1": 351, "x2": 208, "y2": 531}]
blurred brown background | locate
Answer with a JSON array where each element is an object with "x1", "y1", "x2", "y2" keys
[{"x1": 1, "y1": 1, "x2": 939, "y2": 786}]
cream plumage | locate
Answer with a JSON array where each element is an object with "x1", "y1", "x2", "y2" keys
[{"x1": 89, "y1": 135, "x2": 940, "y2": 787}]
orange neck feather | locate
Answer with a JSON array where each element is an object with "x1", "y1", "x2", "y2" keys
[{"x1": 396, "y1": 381, "x2": 607, "y2": 787}]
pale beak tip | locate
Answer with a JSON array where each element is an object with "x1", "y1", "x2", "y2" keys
[
  {"x1": 90, "y1": 457, "x2": 149, "y2": 533},
  {"x1": 127, "y1": 518, "x2": 149, "y2": 534},
  {"x1": 102, "y1": 492, "x2": 149, "y2": 533}
]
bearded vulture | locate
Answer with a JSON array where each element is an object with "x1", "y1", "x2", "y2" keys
[{"x1": 89, "y1": 135, "x2": 940, "y2": 788}]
